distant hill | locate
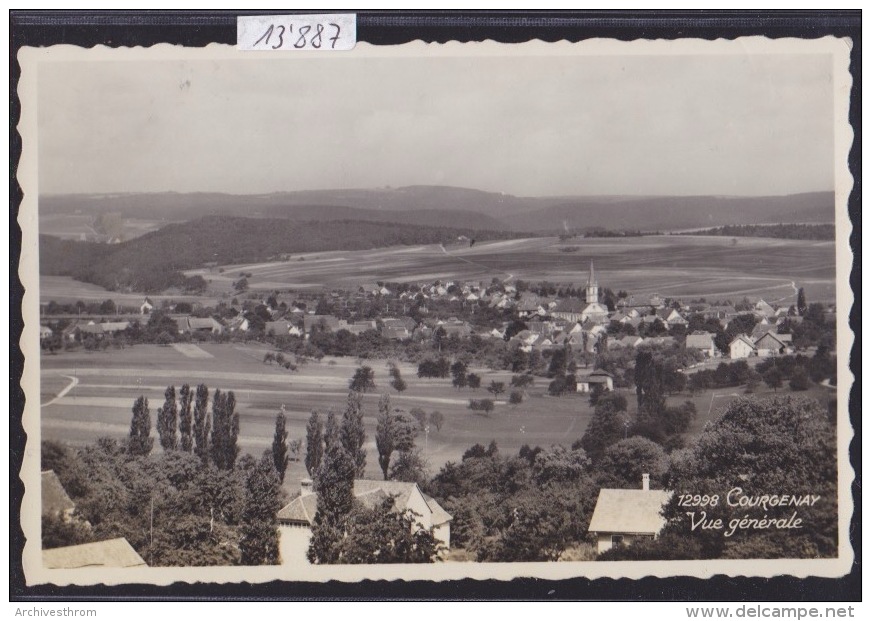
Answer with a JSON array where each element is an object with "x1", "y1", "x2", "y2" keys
[
  {"x1": 40, "y1": 188, "x2": 835, "y2": 234},
  {"x1": 39, "y1": 216, "x2": 518, "y2": 294},
  {"x1": 502, "y1": 192, "x2": 835, "y2": 232},
  {"x1": 38, "y1": 188, "x2": 513, "y2": 230}
]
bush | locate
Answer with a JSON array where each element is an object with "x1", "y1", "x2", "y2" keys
[{"x1": 468, "y1": 399, "x2": 495, "y2": 415}]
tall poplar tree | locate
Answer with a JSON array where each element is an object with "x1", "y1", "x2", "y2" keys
[
  {"x1": 156, "y1": 385, "x2": 178, "y2": 451},
  {"x1": 797, "y1": 287, "x2": 808, "y2": 316},
  {"x1": 240, "y1": 454, "x2": 282, "y2": 565},
  {"x1": 375, "y1": 394, "x2": 417, "y2": 480},
  {"x1": 178, "y1": 383, "x2": 194, "y2": 453},
  {"x1": 128, "y1": 396, "x2": 153, "y2": 456},
  {"x1": 304, "y1": 411, "x2": 324, "y2": 477},
  {"x1": 272, "y1": 409, "x2": 289, "y2": 483},
  {"x1": 309, "y1": 411, "x2": 356, "y2": 564},
  {"x1": 211, "y1": 390, "x2": 240, "y2": 470},
  {"x1": 340, "y1": 391, "x2": 367, "y2": 477},
  {"x1": 193, "y1": 384, "x2": 211, "y2": 463}
]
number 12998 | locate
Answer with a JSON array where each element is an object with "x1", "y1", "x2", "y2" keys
[{"x1": 678, "y1": 494, "x2": 720, "y2": 507}]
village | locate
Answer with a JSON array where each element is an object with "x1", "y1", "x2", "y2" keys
[
  {"x1": 37, "y1": 255, "x2": 839, "y2": 567},
  {"x1": 40, "y1": 260, "x2": 824, "y2": 379}
]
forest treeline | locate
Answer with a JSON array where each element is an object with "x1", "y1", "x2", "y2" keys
[
  {"x1": 39, "y1": 216, "x2": 520, "y2": 293},
  {"x1": 681, "y1": 223, "x2": 835, "y2": 240}
]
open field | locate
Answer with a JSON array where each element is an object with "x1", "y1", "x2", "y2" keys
[
  {"x1": 39, "y1": 275, "x2": 217, "y2": 307},
  {"x1": 39, "y1": 235, "x2": 836, "y2": 306},
  {"x1": 41, "y1": 344, "x2": 592, "y2": 478},
  {"x1": 184, "y1": 235, "x2": 836, "y2": 303},
  {"x1": 39, "y1": 344, "x2": 834, "y2": 492}
]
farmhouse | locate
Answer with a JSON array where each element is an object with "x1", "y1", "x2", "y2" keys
[
  {"x1": 39, "y1": 325, "x2": 54, "y2": 340},
  {"x1": 729, "y1": 334, "x2": 757, "y2": 359},
  {"x1": 175, "y1": 316, "x2": 224, "y2": 335},
  {"x1": 685, "y1": 331, "x2": 716, "y2": 357},
  {"x1": 657, "y1": 308, "x2": 688, "y2": 327},
  {"x1": 587, "y1": 474, "x2": 672, "y2": 554},
  {"x1": 754, "y1": 331, "x2": 791, "y2": 357},
  {"x1": 277, "y1": 479, "x2": 452, "y2": 563},
  {"x1": 140, "y1": 298, "x2": 154, "y2": 315},
  {"x1": 754, "y1": 299, "x2": 777, "y2": 320},
  {"x1": 576, "y1": 370, "x2": 614, "y2": 393}
]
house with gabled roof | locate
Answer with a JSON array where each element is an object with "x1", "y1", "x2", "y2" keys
[
  {"x1": 685, "y1": 331, "x2": 716, "y2": 357},
  {"x1": 729, "y1": 334, "x2": 757, "y2": 359},
  {"x1": 175, "y1": 316, "x2": 223, "y2": 335},
  {"x1": 576, "y1": 370, "x2": 614, "y2": 393},
  {"x1": 588, "y1": 474, "x2": 672, "y2": 554},
  {"x1": 754, "y1": 331, "x2": 791, "y2": 357},
  {"x1": 277, "y1": 479, "x2": 452, "y2": 564},
  {"x1": 754, "y1": 298, "x2": 777, "y2": 320}
]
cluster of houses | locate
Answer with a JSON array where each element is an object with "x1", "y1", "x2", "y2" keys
[{"x1": 42, "y1": 262, "x2": 804, "y2": 366}]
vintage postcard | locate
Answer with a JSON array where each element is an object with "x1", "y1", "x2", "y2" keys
[{"x1": 15, "y1": 36, "x2": 855, "y2": 587}]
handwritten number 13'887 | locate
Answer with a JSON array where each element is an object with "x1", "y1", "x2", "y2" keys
[{"x1": 254, "y1": 23, "x2": 341, "y2": 50}]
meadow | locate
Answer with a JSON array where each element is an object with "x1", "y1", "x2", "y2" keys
[
  {"x1": 186, "y1": 235, "x2": 836, "y2": 304},
  {"x1": 39, "y1": 343, "x2": 835, "y2": 494}
]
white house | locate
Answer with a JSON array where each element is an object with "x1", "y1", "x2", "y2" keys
[
  {"x1": 587, "y1": 474, "x2": 672, "y2": 554},
  {"x1": 575, "y1": 370, "x2": 614, "y2": 393},
  {"x1": 277, "y1": 479, "x2": 452, "y2": 564},
  {"x1": 140, "y1": 298, "x2": 154, "y2": 315},
  {"x1": 729, "y1": 334, "x2": 757, "y2": 359}
]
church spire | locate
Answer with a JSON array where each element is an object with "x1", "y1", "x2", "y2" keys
[{"x1": 585, "y1": 260, "x2": 599, "y2": 304}]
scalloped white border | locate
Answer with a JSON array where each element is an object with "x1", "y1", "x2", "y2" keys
[{"x1": 15, "y1": 37, "x2": 855, "y2": 587}]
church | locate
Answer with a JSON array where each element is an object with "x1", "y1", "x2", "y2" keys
[{"x1": 579, "y1": 261, "x2": 610, "y2": 324}]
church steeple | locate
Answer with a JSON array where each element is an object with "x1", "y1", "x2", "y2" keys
[{"x1": 585, "y1": 260, "x2": 599, "y2": 304}]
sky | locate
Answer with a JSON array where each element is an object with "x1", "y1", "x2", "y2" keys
[{"x1": 37, "y1": 46, "x2": 836, "y2": 197}]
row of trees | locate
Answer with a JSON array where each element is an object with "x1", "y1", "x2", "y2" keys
[
  {"x1": 131, "y1": 384, "x2": 239, "y2": 472},
  {"x1": 117, "y1": 386, "x2": 285, "y2": 565},
  {"x1": 302, "y1": 392, "x2": 441, "y2": 564}
]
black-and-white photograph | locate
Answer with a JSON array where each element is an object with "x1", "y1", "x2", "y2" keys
[{"x1": 16, "y1": 35, "x2": 854, "y2": 585}]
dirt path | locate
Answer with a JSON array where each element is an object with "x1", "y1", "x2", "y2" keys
[{"x1": 42, "y1": 375, "x2": 79, "y2": 407}]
